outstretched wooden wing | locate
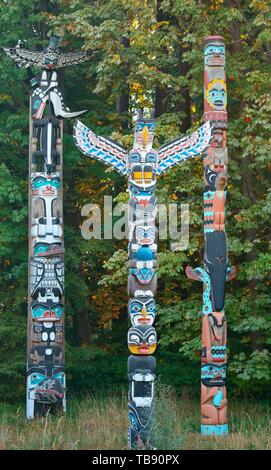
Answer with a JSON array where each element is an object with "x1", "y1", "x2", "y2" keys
[
  {"x1": 58, "y1": 52, "x2": 92, "y2": 67},
  {"x1": 157, "y1": 121, "x2": 213, "y2": 175},
  {"x1": 73, "y1": 120, "x2": 128, "y2": 175},
  {"x1": 3, "y1": 47, "x2": 44, "y2": 68}
]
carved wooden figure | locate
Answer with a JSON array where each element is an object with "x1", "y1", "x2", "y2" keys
[
  {"x1": 186, "y1": 36, "x2": 237, "y2": 436},
  {"x1": 4, "y1": 36, "x2": 93, "y2": 418},
  {"x1": 73, "y1": 109, "x2": 212, "y2": 448}
]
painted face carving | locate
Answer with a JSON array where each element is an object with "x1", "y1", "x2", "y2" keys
[
  {"x1": 134, "y1": 225, "x2": 156, "y2": 245},
  {"x1": 43, "y1": 54, "x2": 58, "y2": 69},
  {"x1": 35, "y1": 376, "x2": 64, "y2": 403},
  {"x1": 204, "y1": 43, "x2": 225, "y2": 67},
  {"x1": 201, "y1": 364, "x2": 226, "y2": 387},
  {"x1": 31, "y1": 302, "x2": 63, "y2": 321},
  {"x1": 28, "y1": 367, "x2": 65, "y2": 403},
  {"x1": 134, "y1": 120, "x2": 155, "y2": 149},
  {"x1": 128, "y1": 298, "x2": 156, "y2": 326},
  {"x1": 42, "y1": 36, "x2": 60, "y2": 70},
  {"x1": 128, "y1": 151, "x2": 140, "y2": 166},
  {"x1": 129, "y1": 196, "x2": 157, "y2": 222},
  {"x1": 128, "y1": 325, "x2": 157, "y2": 355},
  {"x1": 32, "y1": 173, "x2": 61, "y2": 196},
  {"x1": 130, "y1": 164, "x2": 155, "y2": 188},
  {"x1": 206, "y1": 79, "x2": 227, "y2": 110},
  {"x1": 146, "y1": 152, "x2": 157, "y2": 164}
]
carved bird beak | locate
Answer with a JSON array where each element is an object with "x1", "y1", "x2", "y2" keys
[
  {"x1": 142, "y1": 306, "x2": 147, "y2": 318},
  {"x1": 142, "y1": 126, "x2": 149, "y2": 147}
]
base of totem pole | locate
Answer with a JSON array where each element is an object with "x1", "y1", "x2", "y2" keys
[
  {"x1": 26, "y1": 398, "x2": 66, "y2": 419},
  {"x1": 201, "y1": 424, "x2": 228, "y2": 436}
]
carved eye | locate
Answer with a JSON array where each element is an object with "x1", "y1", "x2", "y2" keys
[
  {"x1": 52, "y1": 178, "x2": 60, "y2": 188},
  {"x1": 34, "y1": 245, "x2": 47, "y2": 255},
  {"x1": 53, "y1": 305, "x2": 63, "y2": 316},
  {"x1": 30, "y1": 373, "x2": 45, "y2": 385},
  {"x1": 130, "y1": 334, "x2": 140, "y2": 344},
  {"x1": 129, "y1": 152, "x2": 140, "y2": 163},
  {"x1": 146, "y1": 153, "x2": 157, "y2": 163},
  {"x1": 136, "y1": 123, "x2": 144, "y2": 131},
  {"x1": 131, "y1": 304, "x2": 140, "y2": 312},
  {"x1": 148, "y1": 334, "x2": 156, "y2": 344},
  {"x1": 136, "y1": 228, "x2": 145, "y2": 239},
  {"x1": 33, "y1": 178, "x2": 46, "y2": 188},
  {"x1": 33, "y1": 305, "x2": 46, "y2": 315},
  {"x1": 54, "y1": 372, "x2": 64, "y2": 384}
]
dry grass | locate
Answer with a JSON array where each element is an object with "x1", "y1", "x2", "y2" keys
[{"x1": 0, "y1": 387, "x2": 270, "y2": 450}]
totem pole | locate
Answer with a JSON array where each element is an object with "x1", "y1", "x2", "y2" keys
[
  {"x1": 73, "y1": 110, "x2": 212, "y2": 448},
  {"x1": 186, "y1": 36, "x2": 237, "y2": 435},
  {"x1": 4, "y1": 36, "x2": 92, "y2": 418}
]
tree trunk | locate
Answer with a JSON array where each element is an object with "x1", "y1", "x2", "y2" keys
[
  {"x1": 227, "y1": 0, "x2": 261, "y2": 352},
  {"x1": 116, "y1": 36, "x2": 130, "y2": 130},
  {"x1": 176, "y1": 43, "x2": 191, "y2": 132}
]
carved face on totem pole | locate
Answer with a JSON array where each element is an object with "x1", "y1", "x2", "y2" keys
[
  {"x1": 42, "y1": 35, "x2": 60, "y2": 69},
  {"x1": 31, "y1": 173, "x2": 61, "y2": 197},
  {"x1": 128, "y1": 110, "x2": 157, "y2": 208},
  {"x1": 27, "y1": 367, "x2": 65, "y2": 404},
  {"x1": 128, "y1": 297, "x2": 156, "y2": 326},
  {"x1": 204, "y1": 38, "x2": 225, "y2": 67},
  {"x1": 204, "y1": 37, "x2": 227, "y2": 129},
  {"x1": 72, "y1": 107, "x2": 213, "y2": 447},
  {"x1": 129, "y1": 222, "x2": 157, "y2": 246},
  {"x1": 201, "y1": 363, "x2": 226, "y2": 387},
  {"x1": 128, "y1": 325, "x2": 157, "y2": 355},
  {"x1": 206, "y1": 79, "x2": 227, "y2": 111},
  {"x1": 31, "y1": 301, "x2": 64, "y2": 322}
]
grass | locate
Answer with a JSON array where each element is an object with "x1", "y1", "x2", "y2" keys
[{"x1": 0, "y1": 386, "x2": 270, "y2": 450}]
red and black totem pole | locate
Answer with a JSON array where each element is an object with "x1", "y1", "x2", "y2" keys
[{"x1": 186, "y1": 36, "x2": 237, "y2": 435}]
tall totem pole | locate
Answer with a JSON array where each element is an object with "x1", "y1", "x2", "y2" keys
[
  {"x1": 4, "y1": 36, "x2": 92, "y2": 418},
  {"x1": 186, "y1": 36, "x2": 237, "y2": 435},
  {"x1": 73, "y1": 111, "x2": 212, "y2": 448}
]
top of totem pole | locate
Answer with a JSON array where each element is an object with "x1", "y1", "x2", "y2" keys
[
  {"x1": 133, "y1": 109, "x2": 155, "y2": 151},
  {"x1": 204, "y1": 36, "x2": 225, "y2": 67},
  {"x1": 204, "y1": 35, "x2": 225, "y2": 43},
  {"x1": 3, "y1": 35, "x2": 93, "y2": 70}
]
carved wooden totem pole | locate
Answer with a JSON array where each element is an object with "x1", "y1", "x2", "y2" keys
[
  {"x1": 73, "y1": 111, "x2": 212, "y2": 448},
  {"x1": 4, "y1": 36, "x2": 92, "y2": 418},
  {"x1": 186, "y1": 36, "x2": 237, "y2": 436}
]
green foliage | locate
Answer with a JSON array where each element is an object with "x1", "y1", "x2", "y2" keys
[{"x1": 0, "y1": 0, "x2": 270, "y2": 403}]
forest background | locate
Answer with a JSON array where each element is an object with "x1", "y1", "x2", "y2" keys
[{"x1": 0, "y1": 0, "x2": 270, "y2": 405}]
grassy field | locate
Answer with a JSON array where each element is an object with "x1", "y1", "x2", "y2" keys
[{"x1": 0, "y1": 386, "x2": 270, "y2": 450}]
